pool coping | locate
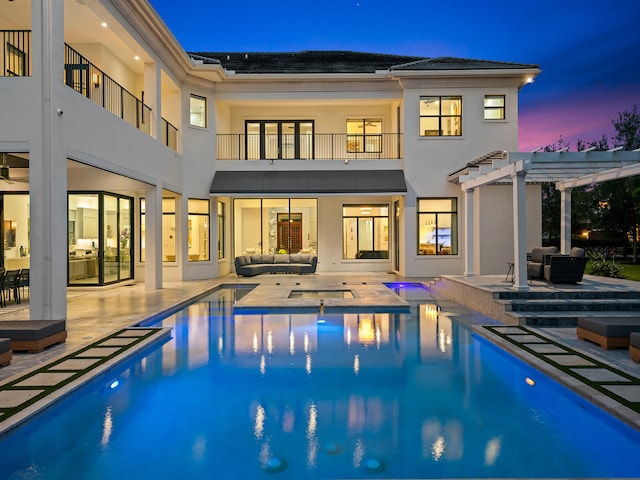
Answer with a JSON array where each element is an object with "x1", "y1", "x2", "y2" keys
[
  {"x1": 0, "y1": 327, "x2": 172, "y2": 438},
  {"x1": 475, "y1": 325, "x2": 640, "y2": 432}
]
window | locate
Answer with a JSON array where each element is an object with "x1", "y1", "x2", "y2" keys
[
  {"x1": 484, "y1": 95, "x2": 505, "y2": 120},
  {"x1": 233, "y1": 198, "x2": 317, "y2": 255},
  {"x1": 419, "y1": 96, "x2": 462, "y2": 136},
  {"x1": 417, "y1": 198, "x2": 457, "y2": 256},
  {"x1": 343, "y1": 205, "x2": 389, "y2": 259},
  {"x1": 139, "y1": 197, "x2": 177, "y2": 262},
  {"x1": 217, "y1": 201, "x2": 225, "y2": 259},
  {"x1": 188, "y1": 199, "x2": 210, "y2": 262},
  {"x1": 189, "y1": 94, "x2": 207, "y2": 128},
  {"x1": 346, "y1": 119, "x2": 382, "y2": 153}
]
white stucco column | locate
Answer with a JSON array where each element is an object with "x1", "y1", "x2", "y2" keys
[
  {"x1": 144, "y1": 184, "x2": 163, "y2": 290},
  {"x1": 463, "y1": 187, "x2": 475, "y2": 276},
  {"x1": 560, "y1": 186, "x2": 572, "y2": 254},
  {"x1": 29, "y1": 0, "x2": 67, "y2": 320},
  {"x1": 512, "y1": 171, "x2": 529, "y2": 291},
  {"x1": 143, "y1": 62, "x2": 161, "y2": 142}
]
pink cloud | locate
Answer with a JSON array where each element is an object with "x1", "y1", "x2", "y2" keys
[{"x1": 519, "y1": 86, "x2": 639, "y2": 151}]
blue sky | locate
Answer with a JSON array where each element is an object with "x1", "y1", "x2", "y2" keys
[{"x1": 150, "y1": 0, "x2": 640, "y2": 151}]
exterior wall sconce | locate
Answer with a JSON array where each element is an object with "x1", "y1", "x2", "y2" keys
[{"x1": 92, "y1": 72, "x2": 100, "y2": 88}]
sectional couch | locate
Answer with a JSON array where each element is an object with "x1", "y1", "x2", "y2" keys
[{"x1": 234, "y1": 253, "x2": 318, "y2": 277}]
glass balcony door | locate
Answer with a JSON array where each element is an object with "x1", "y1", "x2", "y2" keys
[{"x1": 245, "y1": 120, "x2": 314, "y2": 160}]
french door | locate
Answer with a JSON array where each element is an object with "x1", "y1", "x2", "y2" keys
[{"x1": 245, "y1": 120, "x2": 314, "y2": 160}]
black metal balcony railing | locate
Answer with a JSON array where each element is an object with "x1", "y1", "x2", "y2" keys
[
  {"x1": 162, "y1": 118, "x2": 178, "y2": 151},
  {"x1": 216, "y1": 133, "x2": 402, "y2": 160},
  {"x1": 64, "y1": 44, "x2": 155, "y2": 136},
  {"x1": 1, "y1": 30, "x2": 31, "y2": 76}
]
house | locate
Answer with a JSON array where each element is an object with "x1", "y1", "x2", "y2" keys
[{"x1": 0, "y1": 0, "x2": 540, "y2": 320}]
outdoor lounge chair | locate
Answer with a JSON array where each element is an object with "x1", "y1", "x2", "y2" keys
[
  {"x1": 527, "y1": 246, "x2": 558, "y2": 279},
  {"x1": 630, "y1": 332, "x2": 640, "y2": 362},
  {"x1": 0, "y1": 337, "x2": 11, "y2": 367},
  {"x1": 576, "y1": 316, "x2": 640, "y2": 350},
  {"x1": 0, "y1": 320, "x2": 67, "y2": 353},
  {"x1": 543, "y1": 247, "x2": 587, "y2": 284}
]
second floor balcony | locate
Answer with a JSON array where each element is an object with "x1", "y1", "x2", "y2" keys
[
  {"x1": 1, "y1": 30, "x2": 178, "y2": 152},
  {"x1": 216, "y1": 133, "x2": 403, "y2": 160}
]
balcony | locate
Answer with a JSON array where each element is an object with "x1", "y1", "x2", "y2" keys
[
  {"x1": 0, "y1": 30, "x2": 178, "y2": 152},
  {"x1": 216, "y1": 133, "x2": 403, "y2": 160},
  {"x1": 65, "y1": 44, "x2": 153, "y2": 137},
  {"x1": 1, "y1": 30, "x2": 31, "y2": 76}
]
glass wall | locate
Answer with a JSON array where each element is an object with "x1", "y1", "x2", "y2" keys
[
  {"x1": 2, "y1": 194, "x2": 30, "y2": 271},
  {"x1": 342, "y1": 204, "x2": 389, "y2": 259},
  {"x1": 68, "y1": 192, "x2": 132, "y2": 285},
  {"x1": 233, "y1": 198, "x2": 317, "y2": 255}
]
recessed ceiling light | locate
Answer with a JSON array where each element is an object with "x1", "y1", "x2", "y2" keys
[{"x1": 101, "y1": 22, "x2": 108, "y2": 28}]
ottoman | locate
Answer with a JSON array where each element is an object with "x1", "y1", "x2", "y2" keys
[{"x1": 576, "y1": 316, "x2": 640, "y2": 350}]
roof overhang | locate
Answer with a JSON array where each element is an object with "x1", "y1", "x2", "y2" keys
[
  {"x1": 211, "y1": 170, "x2": 407, "y2": 196},
  {"x1": 449, "y1": 150, "x2": 640, "y2": 191}
]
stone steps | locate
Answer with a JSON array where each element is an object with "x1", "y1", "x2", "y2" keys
[
  {"x1": 428, "y1": 275, "x2": 640, "y2": 327},
  {"x1": 505, "y1": 298, "x2": 640, "y2": 313}
]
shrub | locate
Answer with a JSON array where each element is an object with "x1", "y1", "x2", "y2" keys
[{"x1": 588, "y1": 251, "x2": 625, "y2": 278}]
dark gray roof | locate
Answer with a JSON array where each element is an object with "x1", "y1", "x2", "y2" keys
[
  {"x1": 210, "y1": 170, "x2": 407, "y2": 195},
  {"x1": 189, "y1": 50, "x2": 538, "y2": 74},
  {"x1": 390, "y1": 56, "x2": 539, "y2": 71}
]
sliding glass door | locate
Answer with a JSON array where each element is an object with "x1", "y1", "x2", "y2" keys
[{"x1": 69, "y1": 192, "x2": 133, "y2": 286}]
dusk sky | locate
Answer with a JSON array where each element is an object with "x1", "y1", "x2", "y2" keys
[{"x1": 149, "y1": 0, "x2": 640, "y2": 152}]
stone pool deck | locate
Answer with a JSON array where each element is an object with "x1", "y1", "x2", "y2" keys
[{"x1": 0, "y1": 272, "x2": 639, "y2": 438}]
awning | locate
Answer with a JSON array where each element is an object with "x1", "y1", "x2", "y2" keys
[{"x1": 210, "y1": 170, "x2": 407, "y2": 195}]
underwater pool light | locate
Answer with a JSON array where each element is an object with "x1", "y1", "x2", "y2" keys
[{"x1": 109, "y1": 380, "x2": 120, "y2": 389}]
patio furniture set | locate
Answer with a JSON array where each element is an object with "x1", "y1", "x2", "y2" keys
[{"x1": 526, "y1": 246, "x2": 587, "y2": 284}]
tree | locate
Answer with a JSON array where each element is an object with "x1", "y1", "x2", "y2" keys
[{"x1": 540, "y1": 106, "x2": 640, "y2": 259}]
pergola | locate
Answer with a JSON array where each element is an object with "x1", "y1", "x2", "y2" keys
[{"x1": 449, "y1": 149, "x2": 640, "y2": 290}]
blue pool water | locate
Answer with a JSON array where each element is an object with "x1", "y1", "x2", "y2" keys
[{"x1": 1, "y1": 285, "x2": 640, "y2": 479}]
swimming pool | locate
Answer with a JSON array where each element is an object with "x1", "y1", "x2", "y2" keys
[{"x1": 1, "y1": 285, "x2": 639, "y2": 479}]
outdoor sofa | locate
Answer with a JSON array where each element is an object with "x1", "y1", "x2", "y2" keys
[
  {"x1": 234, "y1": 253, "x2": 318, "y2": 277},
  {"x1": 0, "y1": 337, "x2": 11, "y2": 367},
  {"x1": 0, "y1": 320, "x2": 67, "y2": 353},
  {"x1": 576, "y1": 316, "x2": 640, "y2": 350},
  {"x1": 543, "y1": 247, "x2": 587, "y2": 283}
]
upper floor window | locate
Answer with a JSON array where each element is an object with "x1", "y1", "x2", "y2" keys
[
  {"x1": 417, "y1": 198, "x2": 457, "y2": 256},
  {"x1": 484, "y1": 95, "x2": 505, "y2": 120},
  {"x1": 419, "y1": 96, "x2": 462, "y2": 137},
  {"x1": 346, "y1": 119, "x2": 382, "y2": 153},
  {"x1": 189, "y1": 94, "x2": 207, "y2": 127}
]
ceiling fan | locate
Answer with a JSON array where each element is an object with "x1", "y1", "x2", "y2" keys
[{"x1": 0, "y1": 153, "x2": 28, "y2": 184}]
